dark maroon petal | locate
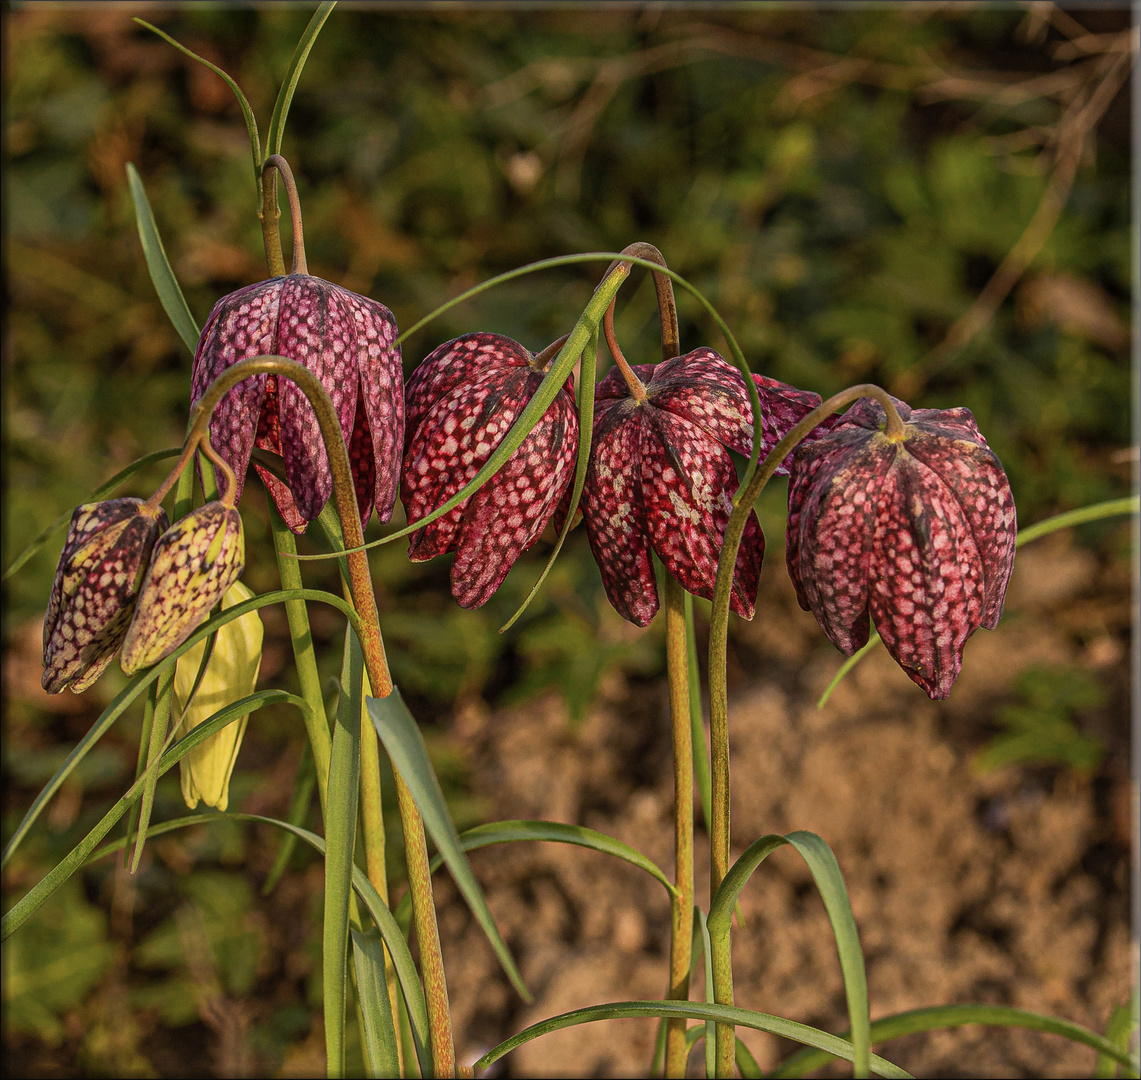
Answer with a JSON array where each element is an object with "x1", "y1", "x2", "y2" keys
[
  {"x1": 340, "y1": 288, "x2": 403, "y2": 523},
  {"x1": 868, "y1": 454, "x2": 985, "y2": 699},
  {"x1": 401, "y1": 368, "x2": 532, "y2": 561},
  {"x1": 406, "y1": 333, "x2": 532, "y2": 444},
  {"x1": 837, "y1": 394, "x2": 913, "y2": 433},
  {"x1": 901, "y1": 422, "x2": 1016, "y2": 629},
  {"x1": 450, "y1": 392, "x2": 579, "y2": 607},
  {"x1": 580, "y1": 404, "x2": 658, "y2": 626},
  {"x1": 596, "y1": 362, "x2": 656, "y2": 402},
  {"x1": 639, "y1": 408, "x2": 761, "y2": 619},
  {"x1": 348, "y1": 395, "x2": 377, "y2": 531},
  {"x1": 787, "y1": 433, "x2": 895, "y2": 654}
]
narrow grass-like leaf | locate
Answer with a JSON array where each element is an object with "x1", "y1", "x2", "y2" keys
[
  {"x1": 2, "y1": 588, "x2": 359, "y2": 869},
  {"x1": 394, "y1": 818, "x2": 675, "y2": 929},
  {"x1": 126, "y1": 164, "x2": 200, "y2": 354},
  {"x1": 351, "y1": 928, "x2": 400, "y2": 1079},
  {"x1": 3, "y1": 448, "x2": 181, "y2": 581},
  {"x1": 132, "y1": 19, "x2": 260, "y2": 180},
  {"x1": 85, "y1": 811, "x2": 432, "y2": 1075},
  {"x1": 1096, "y1": 990, "x2": 1140, "y2": 1079},
  {"x1": 474, "y1": 1001, "x2": 910, "y2": 1078},
  {"x1": 499, "y1": 330, "x2": 598, "y2": 632},
  {"x1": 266, "y1": 1, "x2": 336, "y2": 157},
  {"x1": 124, "y1": 680, "x2": 158, "y2": 869},
  {"x1": 263, "y1": 741, "x2": 316, "y2": 895},
  {"x1": 2, "y1": 690, "x2": 306, "y2": 941},
  {"x1": 709, "y1": 831, "x2": 870, "y2": 1078},
  {"x1": 684, "y1": 591, "x2": 713, "y2": 836},
  {"x1": 769, "y1": 1004, "x2": 1140, "y2": 1079},
  {"x1": 325, "y1": 628, "x2": 365, "y2": 1077},
  {"x1": 697, "y1": 909, "x2": 716, "y2": 1079},
  {"x1": 735, "y1": 1038, "x2": 764, "y2": 1078},
  {"x1": 817, "y1": 496, "x2": 1140, "y2": 708},
  {"x1": 129, "y1": 667, "x2": 175, "y2": 873},
  {"x1": 367, "y1": 689, "x2": 530, "y2": 1002}
]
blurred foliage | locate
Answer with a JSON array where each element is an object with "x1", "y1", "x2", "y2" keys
[{"x1": 2, "y1": 3, "x2": 1133, "y2": 1076}]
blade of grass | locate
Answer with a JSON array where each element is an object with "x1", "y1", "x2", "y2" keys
[
  {"x1": 367, "y1": 688, "x2": 530, "y2": 1002},
  {"x1": 126, "y1": 164, "x2": 200, "y2": 354},
  {"x1": 129, "y1": 667, "x2": 175, "y2": 872},
  {"x1": 352, "y1": 928, "x2": 401, "y2": 1079},
  {"x1": 266, "y1": 1, "x2": 336, "y2": 158}
]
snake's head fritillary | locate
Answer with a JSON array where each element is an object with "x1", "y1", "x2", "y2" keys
[
  {"x1": 42, "y1": 498, "x2": 168, "y2": 694},
  {"x1": 190, "y1": 274, "x2": 403, "y2": 534},
  {"x1": 786, "y1": 398, "x2": 1017, "y2": 699},
  {"x1": 400, "y1": 333, "x2": 579, "y2": 608}
]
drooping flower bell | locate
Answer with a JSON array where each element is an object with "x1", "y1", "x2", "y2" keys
[
  {"x1": 401, "y1": 332, "x2": 579, "y2": 608},
  {"x1": 189, "y1": 157, "x2": 402, "y2": 533},
  {"x1": 42, "y1": 498, "x2": 168, "y2": 693},
  {"x1": 120, "y1": 500, "x2": 245, "y2": 675},
  {"x1": 785, "y1": 397, "x2": 1017, "y2": 699},
  {"x1": 173, "y1": 580, "x2": 263, "y2": 812},
  {"x1": 580, "y1": 346, "x2": 825, "y2": 627}
]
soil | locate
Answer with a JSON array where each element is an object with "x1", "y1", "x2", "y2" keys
[{"x1": 415, "y1": 532, "x2": 1136, "y2": 1078}]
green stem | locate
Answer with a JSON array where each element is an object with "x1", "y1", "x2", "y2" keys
[
  {"x1": 193, "y1": 355, "x2": 455, "y2": 1077},
  {"x1": 270, "y1": 508, "x2": 332, "y2": 821},
  {"x1": 260, "y1": 162, "x2": 285, "y2": 278},
  {"x1": 263, "y1": 155, "x2": 308, "y2": 276},
  {"x1": 708, "y1": 383, "x2": 903, "y2": 1077},
  {"x1": 664, "y1": 574, "x2": 695, "y2": 1078}
]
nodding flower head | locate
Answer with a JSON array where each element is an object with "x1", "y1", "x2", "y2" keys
[
  {"x1": 119, "y1": 501, "x2": 246, "y2": 675},
  {"x1": 786, "y1": 398, "x2": 1017, "y2": 699},
  {"x1": 400, "y1": 332, "x2": 579, "y2": 608},
  {"x1": 578, "y1": 347, "x2": 825, "y2": 627},
  {"x1": 42, "y1": 498, "x2": 168, "y2": 693},
  {"x1": 190, "y1": 274, "x2": 403, "y2": 534}
]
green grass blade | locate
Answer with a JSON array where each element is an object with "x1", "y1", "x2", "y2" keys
[
  {"x1": 684, "y1": 591, "x2": 713, "y2": 837},
  {"x1": 85, "y1": 811, "x2": 432, "y2": 1076},
  {"x1": 473, "y1": 1000, "x2": 911, "y2": 1078},
  {"x1": 697, "y1": 908, "x2": 716, "y2": 1079},
  {"x1": 709, "y1": 831, "x2": 870, "y2": 1077},
  {"x1": 2, "y1": 587, "x2": 359, "y2": 869},
  {"x1": 126, "y1": 163, "x2": 200, "y2": 354},
  {"x1": 2, "y1": 448, "x2": 181, "y2": 581},
  {"x1": 499, "y1": 329, "x2": 598, "y2": 632},
  {"x1": 769, "y1": 1004, "x2": 1140, "y2": 1078},
  {"x1": 393, "y1": 818, "x2": 675, "y2": 929},
  {"x1": 1096, "y1": 990, "x2": 1140, "y2": 1079},
  {"x1": 816, "y1": 495, "x2": 1141, "y2": 708},
  {"x1": 266, "y1": 1, "x2": 336, "y2": 158},
  {"x1": 366, "y1": 688, "x2": 530, "y2": 1002},
  {"x1": 262, "y1": 740, "x2": 316, "y2": 895},
  {"x1": 133, "y1": 19, "x2": 260, "y2": 180},
  {"x1": 128, "y1": 667, "x2": 175, "y2": 873},
  {"x1": 325, "y1": 629, "x2": 365, "y2": 1077},
  {"x1": 735, "y1": 1037, "x2": 765, "y2": 1078},
  {"x1": 351, "y1": 928, "x2": 401, "y2": 1079},
  {"x1": 2, "y1": 690, "x2": 306, "y2": 941}
]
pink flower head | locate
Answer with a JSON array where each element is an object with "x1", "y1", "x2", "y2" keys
[
  {"x1": 401, "y1": 333, "x2": 579, "y2": 608},
  {"x1": 190, "y1": 274, "x2": 403, "y2": 533},
  {"x1": 579, "y1": 347, "x2": 825, "y2": 626},
  {"x1": 786, "y1": 397, "x2": 1017, "y2": 699}
]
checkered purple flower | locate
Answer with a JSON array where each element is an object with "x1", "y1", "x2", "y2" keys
[
  {"x1": 190, "y1": 274, "x2": 403, "y2": 533},
  {"x1": 786, "y1": 397, "x2": 1017, "y2": 699}
]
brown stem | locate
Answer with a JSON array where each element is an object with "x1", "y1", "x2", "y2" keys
[
  {"x1": 603, "y1": 298, "x2": 648, "y2": 402},
  {"x1": 263, "y1": 154, "x2": 308, "y2": 276}
]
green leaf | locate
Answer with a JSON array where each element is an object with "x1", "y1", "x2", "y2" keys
[
  {"x1": 366, "y1": 688, "x2": 531, "y2": 1002},
  {"x1": 351, "y1": 928, "x2": 400, "y2": 1079},
  {"x1": 126, "y1": 163, "x2": 200, "y2": 355},
  {"x1": 684, "y1": 591, "x2": 713, "y2": 837},
  {"x1": 709, "y1": 831, "x2": 871, "y2": 1078},
  {"x1": 817, "y1": 495, "x2": 1140, "y2": 708},
  {"x1": 769, "y1": 1004, "x2": 1140, "y2": 1079},
  {"x1": 2, "y1": 587, "x2": 358, "y2": 870},
  {"x1": 1095, "y1": 989, "x2": 1140, "y2": 1079},
  {"x1": 394, "y1": 818, "x2": 675, "y2": 929},
  {"x1": 474, "y1": 1000, "x2": 911, "y2": 1078},
  {"x1": 132, "y1": 20, "x2": 261, "y2": 182},
  {"x1": 2, "y1": 447, "x2": 182, "y2": 582},
  {"x1": 266, "y1": 2, "x2": 337, "y2": 158},
  {"x1": 128, "y1": 667, "x2": 175, "y2": 873},
  {"x1": 325, "y1": 628, "x2": 365, "y2": 1078}
]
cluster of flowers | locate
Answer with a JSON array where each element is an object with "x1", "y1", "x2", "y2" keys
[{"x1": 44, "y1": 264, "x2": 1016, "y2": 704}]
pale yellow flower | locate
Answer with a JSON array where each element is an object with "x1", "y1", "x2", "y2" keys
[{"x1": 173, "y1": 580, "x2": 263, "y2": 811}]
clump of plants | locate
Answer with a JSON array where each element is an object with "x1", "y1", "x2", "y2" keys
[{"x1": 4, "y1": 7, "x2": 1138, "y2": 1078}]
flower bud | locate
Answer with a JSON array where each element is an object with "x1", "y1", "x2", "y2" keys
[
  {"x1": 119, "y1": 502, "x2": 245, "y2": 675},
  {"x1": 173, "y1": 581, "x2": 263, "y2": 812},
  {"x1": 42, "y1": 498, "x2": 168, "y2": 694}
]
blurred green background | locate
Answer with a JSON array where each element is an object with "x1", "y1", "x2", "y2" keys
[{"x1": 3, "y1": 3, "x2": 1133, "y2": 1076}]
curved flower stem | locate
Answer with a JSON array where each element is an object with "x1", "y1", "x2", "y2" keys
[
  {"x1": 192, "y1": 356, "x2": 454, "y2": 1078},
  {"x1": 259, "y1": 164, "x2": 286, "y2": 279},
  {"x1": 263, "y1": 155, "x2": 308, "y2": 276},
  {"x1": 663, "y1": 573, "x2": 694, "y2": 1078},
  {"x1": 707, "y1": 383, "x2": 903, "y2": 1077},
  {"x1": 603, "y1": 300, "x2": 648, "y2": 403}
]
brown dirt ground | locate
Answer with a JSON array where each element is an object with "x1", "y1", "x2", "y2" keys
[{"x1": 419, "y1": 533, "x2": 1136, "y2": 1078}]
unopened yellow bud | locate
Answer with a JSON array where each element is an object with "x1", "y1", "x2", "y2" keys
[{"x1": 173, "y1": 581, "x2": 263, "y2": 812}]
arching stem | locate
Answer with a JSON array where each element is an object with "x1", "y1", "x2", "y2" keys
[{"x1": 263, "y1": 154, "x2": 308, "y2": 276}]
